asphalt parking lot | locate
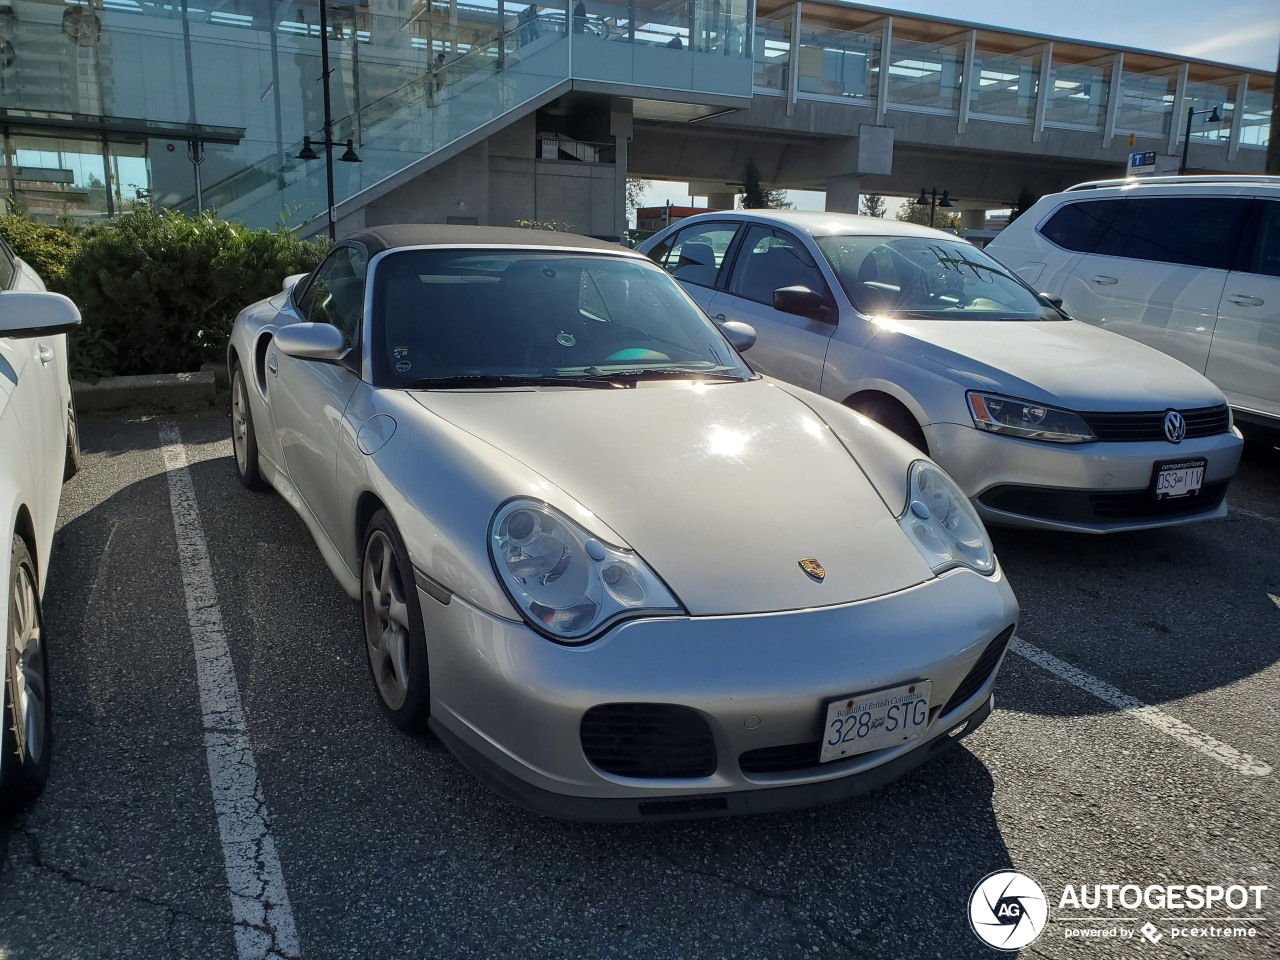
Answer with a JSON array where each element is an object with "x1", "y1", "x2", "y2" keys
[{"x1": 0, "y1": 411, "x2": 1276, "y2": 959}]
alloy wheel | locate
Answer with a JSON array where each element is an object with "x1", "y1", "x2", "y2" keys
[
  {"x1": 362, "y1": 531, "x2": 411, "y2": 711},
  {"x1": 8, "y1": 558, "x2": 46, "y2": 767},
  {"x1": 231, "y1": 370, "x2": 249, "y2": 474}
]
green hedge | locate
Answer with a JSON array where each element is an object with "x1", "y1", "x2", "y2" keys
[{"x1": 0, "y1": 210, "x2": 328, "y2": 380}]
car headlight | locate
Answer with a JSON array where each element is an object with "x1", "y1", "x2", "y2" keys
[
  {"x1": 899, "y1": 461, "x2": 995, "y2": 576},
  {"x1": 968, "y1": 392, "x2": 1094, "y2": 443},
  {"x1": 489, "y1": 499, "x2": 683, "y2": 642}
]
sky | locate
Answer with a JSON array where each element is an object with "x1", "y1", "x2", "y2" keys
[{"x1": 636, "y1": 0, "x2": 1279, "y2": 217}]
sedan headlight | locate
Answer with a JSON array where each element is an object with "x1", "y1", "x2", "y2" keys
[
  {"x1": 899, "y1": 461, "x2": 995, "y2": 575},
  {"x1": 968, "y1": 392, "x2": 1094, "y2": 443},
  {"x1": 489, "y1": 499, "x2": 683, "y2": 642}
]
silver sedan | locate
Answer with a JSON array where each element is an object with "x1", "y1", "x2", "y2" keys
[{"x1": 227, "y1": 224, "x2": 1018, "y2": 821}]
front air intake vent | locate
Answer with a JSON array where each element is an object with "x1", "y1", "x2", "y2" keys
[{"x1": 580, "y1": 703, "x2": 716, "y2": 779}]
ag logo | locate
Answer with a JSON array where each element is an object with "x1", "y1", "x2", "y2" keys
[{"x1": 968, "y1": 870, "x2": 1048, "y2": 950}]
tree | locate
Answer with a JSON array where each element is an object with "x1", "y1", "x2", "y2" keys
[
  {"x1": 1008, "y1": 186, "x2": 1037, "y2": 223},
  {"x1": 895, "y1": 202, "x2": 961, "y2": 231},
  {"x1": 860, "y1": 193, "x2": 886, "y2": 218},
  {"x1": 739, "y1": 157, "x2": 790, "y2": 209},
  {"x1": 625, "y1": 177, "x2": 652, "y2": 215}
]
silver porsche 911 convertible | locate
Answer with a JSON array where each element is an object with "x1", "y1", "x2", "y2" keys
[{"x1": 227, "y1": 225, "x2": 1019, "y2": 821}]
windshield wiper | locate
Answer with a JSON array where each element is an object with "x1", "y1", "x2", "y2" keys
[
  {"x1": 579, "y1": 367, "x2": 746, "y2": 383},
  {"x1": 403, "y1": 374, "x2": 623, "y2": 389}
]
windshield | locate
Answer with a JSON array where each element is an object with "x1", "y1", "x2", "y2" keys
[
  {"x1": 815, "y1": 235, "x2": 1061, "y2": 320},
  {"x1": 371, "y1": 250, "x2": 752, "y2": 386}
]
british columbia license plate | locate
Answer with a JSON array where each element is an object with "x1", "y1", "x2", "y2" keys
[
  {"x1": 819, "y1": 680, "x2": 932, "y2": 763},
  {"x1": 1152, "y1": 457, "x2": 1207, "y2": 500}
]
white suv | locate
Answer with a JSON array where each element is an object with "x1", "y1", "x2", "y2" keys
[{"x1": 987, "y1": 175, "x2": 1280, "y2": 434}]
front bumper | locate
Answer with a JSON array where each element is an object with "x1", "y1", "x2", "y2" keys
[
  {"x1": 926, "y1": 422, "x2": 1244, "y2": 533},
  {"x1": 420, "y1": 565, "x2": 1018, "y2": 820}
]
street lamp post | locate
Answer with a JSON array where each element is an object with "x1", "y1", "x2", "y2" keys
[
  {"x1": 915, "y1": 187, "x2": 953, "y2": 229},
  {"x1": 297, "y1": 0, "x2": 362, "y2": 240},
  {"x1": 1179, "y1": 104, "x2": 1222, "y2": 176}
]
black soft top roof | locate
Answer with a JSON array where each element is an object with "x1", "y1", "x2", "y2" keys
[{"x1": 347, "y1": 224, "x2": 629, "y2": 256}]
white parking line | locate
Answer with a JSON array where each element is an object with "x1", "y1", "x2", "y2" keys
[
  {"x1": 1010, "y1": 637, "x2": 1272, "y2": 778},
  {"x1": 1231, "y1": 506, "x2": 1280, "y2": 526},
  {"x1": 158, "y1": 422, "x2": 301, "y2": 960}
]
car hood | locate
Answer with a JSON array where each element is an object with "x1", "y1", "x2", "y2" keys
[
  {"x1": 410, "y1": 378, "x2": 934, "y2": 615},
  {"x1": 880, "y1": 317, "x2": 1226, "y2": 411}
]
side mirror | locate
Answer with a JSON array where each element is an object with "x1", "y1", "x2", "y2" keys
[
  {"x1": 772, "y1": 286, "x2": 831, "y2": 323},
  {"x1": 282, "y1": 273, "x2": 308, "y2": 297},
  {"x1": 1039, "y1": 292, "x2": 1064, "y2": 309},
  {"x1": 721, "y1": 320, "x2": 756, "y2": 353},
  {"x1": 275, "y1": 322, "x2": 347, "y2": 361},
  {"x1": 0, "y1": 291, "x2": 81, "y2": 338}
]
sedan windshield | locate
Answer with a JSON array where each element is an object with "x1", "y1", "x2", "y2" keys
[
  {"x1": 815, "y1": 235, "x2": 1061, "y2": 321},
  {"x1": 371, "y1": 250, "x2": 752, "y2": 386}
]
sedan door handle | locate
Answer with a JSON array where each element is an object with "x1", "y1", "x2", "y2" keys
[
  {"x1": 1225, "y1": 294, "x2": 1264, "y2": 307},
  {"x1": 1089, "y1": 275, "x2": 1118, "y2": 285},
  {"x1": 714, "y1": 314, "x2": 726, "y2": 322},
  {"x1": 36, "y1": 343, "x2": 54, "y2": 365},
  {"x1": 267, "y1": 354, "x2": 278, "y2": 376}
]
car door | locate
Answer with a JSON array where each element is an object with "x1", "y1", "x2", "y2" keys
[
  {"x1": 270, "y1": 243, "x2": 368, "y2": 531},
  {"x1": 1206, "y1": 199, "x2": 1280, "y2": 420},
  {"x1": 0, "y1": 242, "x2": 61, "y2": 541},
  {"x1": 707, "y1": 223, "x2": 837, "y2": 392},
  {"x1": 1059, "y1": 196, "x2": 1252, "y2": 373},
  {"x1": 648, "y1": 220, "x2": 741, "y2": 313}
]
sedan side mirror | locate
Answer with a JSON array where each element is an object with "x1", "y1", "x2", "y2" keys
[
  {"x1": 721, "y1": 320, "x2": 756, "y2": 353},
  {"x1": 0, "y1": 291, "x2": 81, "y2": 338},
  {"x1": 275, "y1": 322, "x2": 347, "y2": 361},
  {"x1": 773, "y1": 286, "x2": 831, "y2": 323},
  {"x1": 1039, "y1": 292, "x2": 1064, "y2": 309}
]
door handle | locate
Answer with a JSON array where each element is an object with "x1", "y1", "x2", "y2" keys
[
  {"x1": 267, "y1": 354, "x2": 278, "y2": 376},
  {"x1": 1225, "y1": 294, "x2": 1264, "y2": 307},
  {"x1": 714, "y1": 314, "x2": 726, "y2": 322},
  {"x1": 1089, "y1": 275, "x2": 1118, "y2": 285},
  {"x1": 36, "y1": 344, "x2": 54, "y2": 365}
]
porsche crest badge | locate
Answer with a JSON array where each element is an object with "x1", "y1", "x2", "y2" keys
[{"x1": 799, "y1": 558, "x2": 825, "y2": 581}]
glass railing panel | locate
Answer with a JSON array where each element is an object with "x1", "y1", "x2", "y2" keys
[
  {"x1": 569, "y1": 0, "x2": 752, "y2": 97},
  {"x1": 1240, "y1": 87, "x2": 1272, "y2": 147},
  {"x1": 1044, "y1": 61, "x2": 1110, "y2": 129},
  {"x1": 1184, "y1": 80, "x2": 1231, "y2": 143},
  {"x1": 795, "y1": 24, "x2": 879, "y2": 103},
  {"x1": 968, "y1": 49, "x2": 1038, "y2": 121},
  {"x1": 886, "y1": 37, "x2": 962, "y2": 113},
  {"x1": 753, "y1": 16, "x2": 790, "y2": 92},
  {"x1": 1116, "y1": 69, "x2": 1175, "y2": 137}
]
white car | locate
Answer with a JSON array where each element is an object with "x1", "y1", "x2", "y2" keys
[
  {"x1": 0, "y1": 241, "x2": 80, "y2": 814},
  {"x1": 987, "y1": 175, "x2": 1280, "y2": 436},
  {"x1": 638, "y1": 210, "x2": 1244, "y2": 534}
]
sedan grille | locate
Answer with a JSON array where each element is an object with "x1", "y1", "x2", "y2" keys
[
  {"x1": 979, "y1": 481, "x2": 1229, "y2": 525},
  {"x1": 1080, "y1": 405, "x2": 1230, "y2": 442},
  {"x1": 580, "y1": 703, "x2": 716, "y2": 779}
]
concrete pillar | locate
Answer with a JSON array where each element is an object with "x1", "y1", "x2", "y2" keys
[
  {"x1": 960, "y1": 208, "x2": 986, "y2": 230},
  {"x1": 825, "y1": 174, "x2": 860, "y2": 213},
  {"x1": 610, "y1": 104, "x2": 633, "y2": 241},
  {"x1": 707, "y1": 191, "x2": 736, "y2": 211}
]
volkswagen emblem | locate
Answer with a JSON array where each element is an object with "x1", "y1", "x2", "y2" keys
[
  {"x1": 1163, "y1": 410, "x2": 1186, "y2": 444},
  {"x1": 799, "y1": 558, "x2": 825, "y2": 581}
]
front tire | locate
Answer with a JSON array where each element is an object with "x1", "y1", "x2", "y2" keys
[
  {"x1": 231, "y1": 364, "x2": 266, "y2": 490},
  {"x1": 0, "y1": 535, "x2": 51, "y2": 815},
  {"x1": 361, "y1": 510, "x2": 430, "y2": 732},
  {"x1": 63, "y1": 400, "x2": 81, "y2": 482}
]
